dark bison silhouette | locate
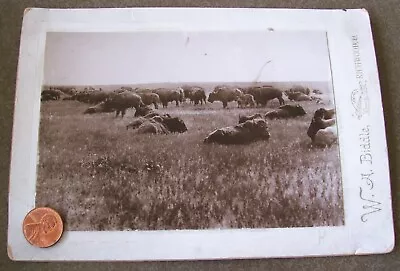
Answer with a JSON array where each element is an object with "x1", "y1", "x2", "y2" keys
[
  {"x1": 242, "y1": 86, "x2": 284, "y2": 107},
  {"x1": 265, "y1": 104, "x2": 306, "y2": 119},
  {"x1": 204, "y1": 118, "x2": 270, "y2": 144}
]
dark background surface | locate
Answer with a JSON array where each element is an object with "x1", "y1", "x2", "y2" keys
[{"x1": 0, "y1": 1, "x2": 399, "y2": 270}]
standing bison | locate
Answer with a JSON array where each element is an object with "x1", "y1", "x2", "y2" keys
[
  {"x1": 191, "y1": 88, "x2": 207, "y2": 105},
  {"x1": 243, "y1": 86, "x2": 284, "y2": 107},
  {"x1": 208, "y1": 85, "x2": 242, "y2": 108},
  {"x1": 103, "y1": 92, "x2": 144, "y2": 117},
  {"x1": 181, "y1": 86, "x2": 207, "y2": 105},
  {"x1": 265, "y1": 104, "x2": 306, "y2": 119},
  {"x1": 152, "y1": 88, "x2": 181, "y2": 108},
  {"x1": 204, "y1": 118, "x2": 270, "y2": 144},
  {"x1": 137, "y1": 92, "x2": 160, "y2": 109}
]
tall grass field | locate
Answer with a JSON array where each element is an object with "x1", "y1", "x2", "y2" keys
[{"x1": 36, "y1": 98, "x2": 344, "y2": 230}]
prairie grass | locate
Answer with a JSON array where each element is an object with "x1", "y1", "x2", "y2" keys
[{"x1": 36, "y1": 100, "x2": 344, "y2": 230}]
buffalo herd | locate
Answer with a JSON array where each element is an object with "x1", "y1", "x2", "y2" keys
[{"x1": 41, "y1": 84, "x2": 336, "y2": 147}]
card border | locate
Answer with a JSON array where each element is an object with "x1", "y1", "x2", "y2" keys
[{"x1": 8, "y1": 8, "x2": 394, "y2": 261}]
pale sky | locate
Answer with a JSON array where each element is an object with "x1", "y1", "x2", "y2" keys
[{"x1": 44, "y1": 31, "x2": 331, "y2": 85}]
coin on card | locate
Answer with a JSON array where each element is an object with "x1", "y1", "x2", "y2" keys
[{"x1": 22, "y1": 207, "x2": 63, "y2": 248}]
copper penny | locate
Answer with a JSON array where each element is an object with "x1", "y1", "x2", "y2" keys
[{"x1": 22, "y1": 207, "x2": 64, "y2": 248}]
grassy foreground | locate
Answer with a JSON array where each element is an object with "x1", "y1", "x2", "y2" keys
[{"x1": 36, "y1": 100, "x2": 344, "y2": 230}]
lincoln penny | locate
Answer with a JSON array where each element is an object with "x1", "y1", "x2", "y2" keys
[{"x1": 22, "y1": 207, "x2": 63, "y2": 248}]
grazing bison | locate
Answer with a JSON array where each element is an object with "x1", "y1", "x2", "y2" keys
[
  {"x1": 238, "y1": 113, "x2": 263, "y2": 124},
  {"x1": 128, "y1": 115, "x2": 187, "y2": 134},
  {"x1": 237, "y1": 94, "x2": 256, "y2": 108},
  {"x1": 152, "y1": 88, "x2": 181, "y2": 108},
  {"x1": 204, "y1": 118, "x2": 270, "y2": 144},
  {"x1": 208, "y1": 86, "x2": 242, "y2": 108},
  {"x1": 307, "y1": 108, "x2": 337, "y2": 146},
  {"x1": 243, "y1": 86, "x2": 284, "y2": 107},
  {"x1": 63, "y1": 89, "x2": 110, "y2": 104},
  {"x1": 137, "y1": 92, "x2": 160, "y2": 109},
  {"x1": 103, "y1": 92, "x2": 144, "y2": 117},
  {"x1": 265, "y1": 104, "x2": 306, "y2": 119}
]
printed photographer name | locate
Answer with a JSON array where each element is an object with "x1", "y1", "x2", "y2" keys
[
  {"x1": 359, "y1": 125, "x2": 382, "y2": 222},
  {"x1": 351, "y1": 35, "x2": 370, "y2": 119}
]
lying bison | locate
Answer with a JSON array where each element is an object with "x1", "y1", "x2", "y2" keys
[
  {"x1": 208, "y1": 86, "x2": 242, "y2": 108},
  {"x1": 204, "y1": 118, "x2": 270, "y2": 144},
  {"x1": 243, "y1": 86, "x2": 284, "y2": 107},
  {"x1": 127, "y1": 115, "x2": 187, "y2": 134},
  {"x1": 134, "y1": 106, "x2": 155, "y2": 117},
  {"x1": 265, "y1": 104, "x2": 306, "y2": 119},
  {"x1": 307, "y1": 108, "x2": 337, "y2": 146},
  {"x1": 285, "y1": 91, "x2": 312, "y2": 101},
  {"x1": 238, "y1": 113, "x2": 263, "y2": 124}
]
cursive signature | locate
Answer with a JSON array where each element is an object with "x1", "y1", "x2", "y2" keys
[{"x1": 359, "y1": 187, "x2": 382, "y2": 222}]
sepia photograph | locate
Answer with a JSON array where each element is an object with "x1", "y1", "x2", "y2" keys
[{"x1": 36, "y1": 30, "x2": 344, "y2": 231}]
